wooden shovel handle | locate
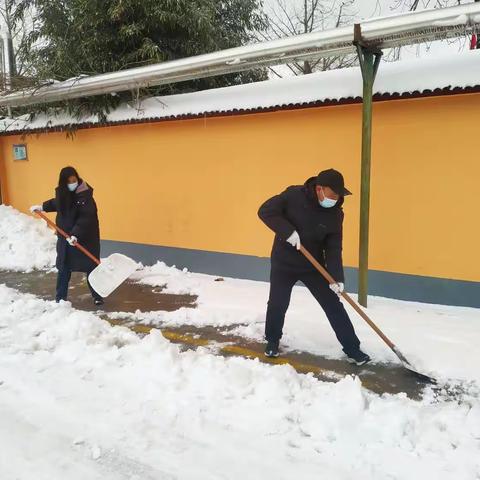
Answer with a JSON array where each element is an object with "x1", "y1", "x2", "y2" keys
[
  {"x1": 299, "y1": 245, "x2": 395, "y2": 350},
  {"x1": 35, "y1": 210, "x2": 100, "y2": 265}
]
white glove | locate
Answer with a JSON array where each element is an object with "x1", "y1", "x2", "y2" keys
[
  {"x1": 30, "y1": 205, "x2": 43, "y2": 213},
  {"x1": 329, "y1": 282, "x2": 345, "y2": 296},
  {"x1": 67, "y1": 236, "x2": 78, "y2": 246},
  {"x1": 286, "y1": 230, "x2": 301, "y2": 250}
]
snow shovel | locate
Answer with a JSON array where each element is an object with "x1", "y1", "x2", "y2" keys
[
  {"x1": 299, "y1": 245, "x2": 436, "y2": 384},
  {"x1": 35, "y1": 211, "x2": 138, "y2": 298}
]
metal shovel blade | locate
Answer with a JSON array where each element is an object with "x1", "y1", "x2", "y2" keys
[
  {"x1": 88, "y1": 253, "x2": 138, "y2": 298},
  {"x1": 392, "y1": 346, "x2": 437, "y2": 384}
]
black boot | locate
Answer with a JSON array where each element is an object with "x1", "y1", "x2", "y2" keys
[
  {"x1": 265, "y1": 340, "x2": 280, "y2": 358},
  {"x1": 94, "y1": 298, "x2": 104, "y2": 306},
  {"x1": 344, "y1": 348, "x2": 371, "y2": 366}
]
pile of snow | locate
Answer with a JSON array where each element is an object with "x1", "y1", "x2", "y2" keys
[
  {"x1": 0, "y1": 205, "x2": 56, "y2": 272},
  {"x1": 1, "y1": 49, "x2": 479, "y2": 134},
  {"x1": 1, "y1": 284, "x2": 479, "y2": 480},
  {"x1": 1, "y1": 206, "x2": 480, "y2": 478},
  {"x1": 131, "y1": 261, "x2": 201, "y2": 295}
]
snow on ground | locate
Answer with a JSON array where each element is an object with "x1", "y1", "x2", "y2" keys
[
  {"x1": 129, "y1": 262, "x2": 480, "y2": 384},
  {"x1": 2, "y1": 206, "x2": 480, "y2": 479},
  {"x1": 1, "y1": 285, "x2": 480, "y2": 480},
  {"x1": 0, "y1": 205, "x2": 56, "y2": 272}
]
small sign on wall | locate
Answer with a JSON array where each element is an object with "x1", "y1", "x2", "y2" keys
[{"x1": 13, "y1": 144, "x2": 28, "y2": 161}]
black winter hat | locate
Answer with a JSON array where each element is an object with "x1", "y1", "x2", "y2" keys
[{"x1": 316, "y1": 169, "x2": 352, "y2": 196}]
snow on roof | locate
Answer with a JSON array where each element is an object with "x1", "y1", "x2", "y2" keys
[{"x1": 1, "y1": 49, "x2": 480, "y2": 135}]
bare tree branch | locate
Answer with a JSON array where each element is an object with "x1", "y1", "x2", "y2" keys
[{"x1": 261, "y1": 0, "x2": 357, "y2": 77}]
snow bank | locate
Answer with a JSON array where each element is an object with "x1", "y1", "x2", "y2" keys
[
  {"x1": 1, "y1": 284, "x2": 479, "y2": 480},
  {"x1": 0, "y1": 205, "x2": 56, "y2": 272}
]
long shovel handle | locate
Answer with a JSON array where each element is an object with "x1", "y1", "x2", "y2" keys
[
  {"x1": 35, "y1": 211, "x2": 100, "y2": 265},
  {"x1": 299, "y1": 245, "x2": 437, "y2": 383},
  {"x1": 299, "y1": 245, "x2": 396, "y2": 350}
]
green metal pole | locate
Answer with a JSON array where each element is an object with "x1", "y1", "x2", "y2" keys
[{"x1": 357, "y1": 48, "x2": 379, "y2": 308}]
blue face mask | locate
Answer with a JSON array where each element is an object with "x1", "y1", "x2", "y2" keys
[
  {"x1": 319, "y1": 187, "x2": 337, "y2": 208},
  {"x1": 68, "y1": 182, "x2": 78, "y2": 192}
]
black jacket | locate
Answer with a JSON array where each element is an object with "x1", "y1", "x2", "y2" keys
[
  {"x1": 43, "y1": 182, "x2": 100, "y2": 272},
  {"x1": 258, "y1": 177, "x2": 346, "y2": 282}
]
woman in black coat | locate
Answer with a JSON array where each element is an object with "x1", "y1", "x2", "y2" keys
[{"x1": 30, "y1": 166, "x2": 103, "y2": 305}]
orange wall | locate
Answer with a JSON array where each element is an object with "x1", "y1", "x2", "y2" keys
[
  {"x1": 0, "y1": 145, "x2": 7, "y2": 203},
  {"x1": 1, "y1": 92, "x2": 479, "y2": 283}
]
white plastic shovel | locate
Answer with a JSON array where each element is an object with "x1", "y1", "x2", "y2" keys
[
  {"x1": 87, "y1": 253, "x2": 138, "y2": 297},
  {"x1": 36, "y1": 211, "x2": 137, "y2": 298}
]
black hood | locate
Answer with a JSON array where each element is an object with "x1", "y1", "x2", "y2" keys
[
  {"x1": 75, "y1": 181, "x2": 93, "y2": 196},
  {"x1": 303, "y1": 176, "x2": 345, "y2": 208}
]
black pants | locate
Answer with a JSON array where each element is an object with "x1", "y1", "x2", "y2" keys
[
  {"x1": 265, "y1": 267, "x2": 360, "y2": 354},
  {"x1": 56, "y1": 267, "x2": 102, "y2": 302}
]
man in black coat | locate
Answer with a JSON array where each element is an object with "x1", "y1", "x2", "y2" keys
[{"x1": 258, "y1": 168, "x2": 370, "y2": 365}]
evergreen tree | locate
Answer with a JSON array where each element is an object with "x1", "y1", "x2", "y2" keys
[{"x1": 11, "y1": 0, "x2": 267, "y2": 120}]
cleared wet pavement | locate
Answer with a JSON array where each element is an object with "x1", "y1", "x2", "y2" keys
[{"x1": 1, "y1": 269, "x2": 197, "y2": 312}]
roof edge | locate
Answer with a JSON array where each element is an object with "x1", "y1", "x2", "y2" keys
[{"x1": 1, "y1": 84, "x2": 479, "y2": 137}]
